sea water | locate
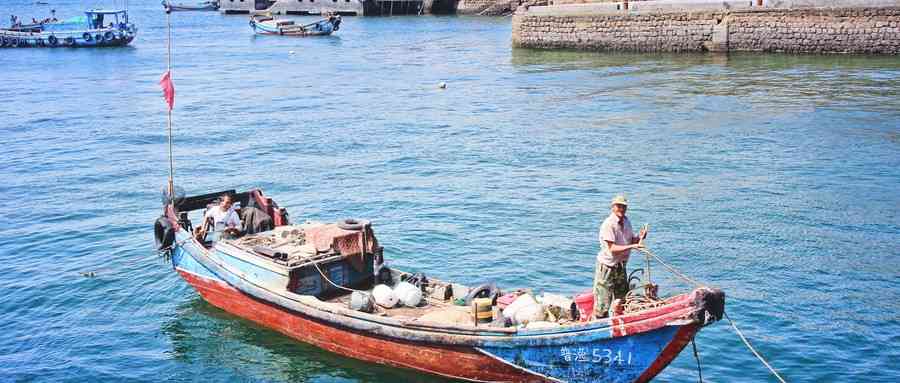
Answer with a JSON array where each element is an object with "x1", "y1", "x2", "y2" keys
[{"x1": 1, "y1": 1, "x2": 899, "y2": 382}]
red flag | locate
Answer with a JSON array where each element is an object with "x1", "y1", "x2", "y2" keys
[{"x1": 159, "y1": 71, "x2": 175, "y2": 110}]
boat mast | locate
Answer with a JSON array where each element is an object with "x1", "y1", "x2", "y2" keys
[{"x1": 166, "y1": 6, "x2": 175, "y2": 199}]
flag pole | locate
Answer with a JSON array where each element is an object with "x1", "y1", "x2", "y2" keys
[{"x1": 165, "y1": 6, "x2": 175, "y2": 199}]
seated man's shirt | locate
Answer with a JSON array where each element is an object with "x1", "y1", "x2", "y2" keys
[{"x1": 205, "y1": 206, "x2": 242, "y2": 233}]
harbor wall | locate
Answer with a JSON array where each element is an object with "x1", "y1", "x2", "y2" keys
[{"x1": 512, "y1": 0, "x2": 900, "y2": 54}]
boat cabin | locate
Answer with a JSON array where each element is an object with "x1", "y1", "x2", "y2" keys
[
  {"x1": 84, "y1": 10, "x2": 129, "y2": 30},
  {"x1": 172, "y1": 189, "x2": 380, "y2": 299}
]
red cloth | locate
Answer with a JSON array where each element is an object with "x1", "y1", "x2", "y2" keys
[{"x1": 159, "y1": 71, "x2": 175, "y2": 110}]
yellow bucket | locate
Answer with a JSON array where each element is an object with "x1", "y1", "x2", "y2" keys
[{"x1": 473, "y1": 297, "x2": 493, "y2": 325}]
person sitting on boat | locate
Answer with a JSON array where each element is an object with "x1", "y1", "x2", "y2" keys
[
  {"x1": 197, "y1": 193, "x2": 242, "y2": 242},
  {"x1": 593, "y1": 195, "x2": 648, "y2": 318}
]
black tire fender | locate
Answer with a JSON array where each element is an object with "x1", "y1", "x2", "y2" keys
[
  {"x1": 337, "y1": 218, "x2": 369, "y2": 231},
  {"x1": 104, "y1": 31, "x2": 114, "y2": 41},
  {"x1": 83, "y1": 32, "x2": 92, "y2": 41},
  {"x1": 464, "y1": 283, "x2": 501, "y2": 306},
  {"x1": 48, "y1": 35, "x2": 58, "y2": 46},
  {"x1": 155, "y1": 216, "x2": 176, "y2": 250}
]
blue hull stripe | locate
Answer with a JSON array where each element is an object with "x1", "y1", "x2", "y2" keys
[{"x1": 477, "y1": 325, "x2": 681, "y2": 383}]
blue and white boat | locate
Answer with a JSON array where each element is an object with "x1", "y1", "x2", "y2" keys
[
  {"x1": 156, "y1": 187, "x2": 726, "y2": 383},
  {"x1": 0, "y1": 9, "x2": 136, "y2": 48}
]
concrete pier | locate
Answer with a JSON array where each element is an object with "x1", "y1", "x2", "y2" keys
[
  {"x1": 219, "y1": 0, "x2": 436, "y2": 15},
  {"x1": 220, "y1": 0, "x2": 365, "y2": 15},
  {"x1": 512, "y1": 0, "x2": 900, "y2": 54}
]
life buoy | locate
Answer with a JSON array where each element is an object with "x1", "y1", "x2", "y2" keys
[
  {"x1": 83, "y1": 32, "x2": 92, "y2": 41},
  {"x1": 154, "y1": 216, "x2": 176, "y2": 250},
  {"x1": 95, "y1": 33, "x2": 103, "y2": 43},
  {"x1": 464, "y1": 283, "x2": 501, "y2": 306},
  {"x1": 104, "y1": 31, "x2": 114, "y2": 41},
  {"x1": 48, "y1": 35, "x2": 58, "y2": 46},
  {"x1": 337, "y1": 218, "x2": 369, "y2": 231},
  {"x1": 64, "y1": 36, "x2": 75, "y2": 46},
  {"x1": 10, "y1": 38, "x2": 19, "y2": 47}
]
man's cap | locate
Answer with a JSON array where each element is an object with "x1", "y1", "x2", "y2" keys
[{"x1": 610, "y1": 195, "x2": 628, "y2": 207}]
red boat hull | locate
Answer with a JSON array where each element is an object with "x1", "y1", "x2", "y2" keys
[{"x1": 178, "y1": 270, "x2": 546, "y2": 382}]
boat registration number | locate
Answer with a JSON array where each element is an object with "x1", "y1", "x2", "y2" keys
[{"x1": 560, "y1": 347, "x2": 634, "y2": 365}]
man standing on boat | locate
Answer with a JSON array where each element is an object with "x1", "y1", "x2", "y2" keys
[
  {"x1": 197, "y1": 194, "x2": 242, "y2": 241},
  {"x1": 594, "y1": 195, "x2": 648, "y2": 318}
]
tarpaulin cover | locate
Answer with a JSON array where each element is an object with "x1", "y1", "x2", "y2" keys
[{"x1": 304, "y1": 224, "x2": 378, "y2": 273}]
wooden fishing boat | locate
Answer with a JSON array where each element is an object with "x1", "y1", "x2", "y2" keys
[
  {"x1": 155, "y1": 188, "x2": 726, "y2": 383},
  {"x1": 0, "y1": 9, "x2": 136, "y2": 48},
  {"x1": 249, "y1": 14, "x2": 341, "y2": 36},
  {"x1": 162, "y1": 0, "x2": 220, "y2": 11}
]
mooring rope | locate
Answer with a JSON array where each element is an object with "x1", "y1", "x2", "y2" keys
[
  {"x1": 724, "y1": 312, "x2": 788, "y2": 383},
  {"x1": 691, "y1": 339, "x2": 704, "y2": 383},
  {"x1": 635, "y1": 247, "x2": 788, "y2": 383},
  {"x1": 636, "y1": 247, "x2": 704, "y2": 288}
]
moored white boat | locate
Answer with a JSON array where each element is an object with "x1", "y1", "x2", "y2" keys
[
  {"x1": 249, "y1": 14, "x2": 341, "y2": 36},
  {"x1": 162, "y1": 0, "x2": 220, "y2": 12}
]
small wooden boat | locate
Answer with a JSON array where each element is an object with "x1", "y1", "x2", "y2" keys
[
  {"x1": 162, "y1": 0, "x2": 220, "y2": 12},
  {"x1": 249, "y1": 14, "x2": 341, "y2": 36},
  {"x1": 156, "y1": 188, "x2": 726, "y2": 383},
  {"x1": 0, "y1": 9, "x2": 136, "y2": 48}
]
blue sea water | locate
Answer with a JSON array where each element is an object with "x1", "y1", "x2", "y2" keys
[{"x1": 1, "y1": 1, "x2": 899, "y2": 382}]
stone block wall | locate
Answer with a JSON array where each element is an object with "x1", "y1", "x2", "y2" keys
[
  {"x1": 512, "y1": 6, "x2": 900, "y2": 54},
  {"x1": 514, "y1": 11, "x2": 723, "y2": 51},
  {"x1": 728, "y1": 8, "x2": 900, "y2": 54}
]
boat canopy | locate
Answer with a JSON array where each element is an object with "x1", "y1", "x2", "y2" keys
[{"x1": 84, "y1": 9, "x2": 129, "y2": 29}]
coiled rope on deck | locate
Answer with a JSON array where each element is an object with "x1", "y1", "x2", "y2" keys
[{"x1": 635, "y1": 247, "x2": 789, "y2": 383}]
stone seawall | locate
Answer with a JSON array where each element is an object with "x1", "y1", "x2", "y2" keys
[{"x1": 512, "y1": 5, "x2": 900, "y2": 54}]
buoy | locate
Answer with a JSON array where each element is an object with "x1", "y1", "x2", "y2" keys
[
  {"x1": 438, "y1": 82, "x2": 447, "y2": 89},
  {"x1": 472, "y1": 297, "x2": 493, "y2": 325},
  {"x1": 372, "y1": 284, "x2": 398, "y2": 308},
  {"x1": 394, "y1": 281, "x2": 423, "y2": 307}
]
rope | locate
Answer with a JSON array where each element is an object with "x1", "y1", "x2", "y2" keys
[
  {"x1": 635, "y1": 247, "x2": 787, "y2": 382},
  {"x1": 310, "y1": 260, "x2": 363, "y2": 294},
  {"x1": 692, "y1": 339, "x2": 704, "y2": 383},
  {"x1": 635, "y1": 247, "x2": 704, "y2": 288},
  {"x1": 724, "y1": 312, "x2": 788, "y2": 383}
]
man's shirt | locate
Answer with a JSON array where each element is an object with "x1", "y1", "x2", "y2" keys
[{"x1": 597, "y1": 213, "x2": 634, "y2": 267}]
